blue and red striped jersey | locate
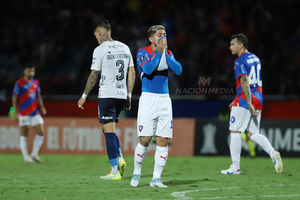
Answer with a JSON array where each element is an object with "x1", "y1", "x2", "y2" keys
[
  {"x1": 13, "y1": 77, "x2": 41, "y2": 116},
  {"x1": 233, "y1": 52, "x2": 263, "y2": 110}
]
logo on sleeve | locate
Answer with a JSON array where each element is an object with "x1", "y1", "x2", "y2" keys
[{"x1": 140, "y1": 56, "x2": 145, "y2": 61}]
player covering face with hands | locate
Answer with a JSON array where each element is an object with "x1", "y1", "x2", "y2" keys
[
  {"x1": 221, "y1": 34, "x2": 283, "y2": 175},
  {"x1": 130, "y1": 25, "x2": 182, "y2": 188},
  {"x1": 78, "y1": 20, "x2": 135, "y2": 180}
]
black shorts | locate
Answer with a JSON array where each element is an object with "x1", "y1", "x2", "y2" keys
[{"x1": 98, "y1": 98, "x2": 126, "y2": 123}]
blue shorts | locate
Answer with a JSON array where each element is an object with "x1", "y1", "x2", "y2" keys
[{"x1": 98, "y1": 98, "x2": 126, "y2": 123}]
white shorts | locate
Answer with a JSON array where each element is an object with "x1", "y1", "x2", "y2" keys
[
  {"x1": 229, "y1": 106, "x2": 261, "y2": 134},
  {"x1": 19, "y1": 115, "x2": 44, "y2": 127},
  {"x1": 137, "y1": 92, "x2": 173, "y2": 138}
]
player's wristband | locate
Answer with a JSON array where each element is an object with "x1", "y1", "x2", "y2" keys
[
  {"x1": 127, "y1": 93, "x2": 132, "y2": 98},
  {"x1": 81, "y1": 93, "x2": 88, "y2": 99}
]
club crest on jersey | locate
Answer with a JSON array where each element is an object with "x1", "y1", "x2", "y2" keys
[{"x1": 139, "y1": 125, "x2": 143, "y2": 132}]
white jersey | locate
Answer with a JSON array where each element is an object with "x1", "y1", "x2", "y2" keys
[{"x1": 91, "y1": 40, "x2": 134, "y2": 99}]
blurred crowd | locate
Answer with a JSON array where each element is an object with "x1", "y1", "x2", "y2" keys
[{"x1": 1, "y1": 0, "x2": 300, "y2": 98}]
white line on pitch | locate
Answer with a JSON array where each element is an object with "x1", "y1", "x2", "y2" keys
[{"x1": 170, "y1": 184, "x2": 298, "y2": 199}]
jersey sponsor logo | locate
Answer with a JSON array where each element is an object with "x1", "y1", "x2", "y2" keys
[
  {"x1": 139, "y1": 125, "x2": 143, "y2": 132},
  {"x1": 108, "y1": 44, "x2": 124, "y2": 49},
  {"x1": 231, "y1": 116, "x2": 235, "y2": 123},
  {"x1": 115, "y1": 82, "x2": 124, "y2": 89},
  {"x1": 108, "y1": 44, "x2": 118, "y2": 49}
]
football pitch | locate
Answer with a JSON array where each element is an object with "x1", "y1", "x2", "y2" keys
[{"x1": 0, "y1": 154, "x2": 299, "y2": 200}]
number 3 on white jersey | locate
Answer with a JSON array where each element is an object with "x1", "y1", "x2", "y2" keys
[{"x1": 248, "y1": 64, "x2": 262, "y2": 87}]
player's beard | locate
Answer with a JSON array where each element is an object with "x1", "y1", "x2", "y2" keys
[{"x1": 25, "y1": 75, "x2": 33, "y2": 81}]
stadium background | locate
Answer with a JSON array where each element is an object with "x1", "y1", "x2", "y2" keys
[{"x1": 0, "y1": 0, "x2": 300, "y2": 157}]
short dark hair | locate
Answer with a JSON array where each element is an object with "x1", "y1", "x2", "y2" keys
[
  {"x1": 231, "y1": 34, "x2": 248, "y2": 49},
  {"x1": 147, "y1": 25, "x2": 165, "y2": 37},
  {"x1": 94, "y1": 20, "x2": 111, "y2": 32},
  {"x1": 22, "y1": 63, "x2": 35, "y2": 70}
]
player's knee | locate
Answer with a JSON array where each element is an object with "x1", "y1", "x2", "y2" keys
[
  {"x1": 37, "y1": 132, "x2": 44, "y2": 136},
  {"x1": 156, "y1": 136, "x2": 168, "y2": 147},
  {"x1": 139, "y1": 136, "x2": 152, "y2": 147}
]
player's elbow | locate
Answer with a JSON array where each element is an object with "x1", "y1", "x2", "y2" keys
[
  {"x1": 143, "y1": 68, "x2": 153, "y2": 75},
  {"x1": 173, "y1": 66, "x2": 182, "y2": 76},
  {"x1": 176, "y1": 67, "x2": 182, "y2": 76}
]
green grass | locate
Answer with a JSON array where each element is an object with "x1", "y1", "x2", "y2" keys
[{"x1": 0, "y1": 154, "x2": 299, "y2": 200}]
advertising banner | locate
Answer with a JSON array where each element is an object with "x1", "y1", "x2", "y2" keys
[
  {"x1": 194, "y1": 119, "x2": 300, "y2": 157},
  {"x1": 0, "y1": 117, "x2": 195, "y2": 156}
]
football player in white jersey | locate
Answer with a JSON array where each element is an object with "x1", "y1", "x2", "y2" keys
[
  {"x1": 78, "y1": 20, "x2": 135, "y2": 180},
  {"x1": 130, "y1": 25, "x2": 182, "y2": 188}
]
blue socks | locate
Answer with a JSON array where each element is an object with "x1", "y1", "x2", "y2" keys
[
  {"x1": 115, "y1": 134, "x2": 123, "y2": 157},
  {"x1": 104, "y1": 133, "x2": 118, "y2": 167}
]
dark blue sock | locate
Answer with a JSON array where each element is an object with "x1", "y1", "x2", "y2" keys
[
  {"x1": 115, "y1": 135, "x2": 122, "y2": 156},
  {"x1": 104, "y1": 132, "x2": 118, "y2": 167}
]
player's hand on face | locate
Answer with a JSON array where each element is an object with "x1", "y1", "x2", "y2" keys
[
  {"x1": 164, "y1": 37, "x2": 168, "y2": 51},
  {"x1": 125, "y1": 96, "x2": 131, "y2": 110},
  {"x1": 78, "y1": 98, "x2": 86, "y2": 109},
  {"x1": 155, "y1": 37, "x2": 164, "y2": 53}
]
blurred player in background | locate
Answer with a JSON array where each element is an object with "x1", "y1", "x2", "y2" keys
[
  {"x1": 78, "y1": 20, "x2": 135, "y2": 180},
  {"x1": 221, "y1": 34, "x2": 283, "y2": 175},
  {"x1": 130, "y1": 25, "x2": 182, "y2": 188},
  {"x1": 12, "y1": 63, "x2": 47, "y2": 163}
]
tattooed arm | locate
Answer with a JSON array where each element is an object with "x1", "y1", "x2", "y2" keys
[
  {"x1": 78, "y1": 70, "x2": 100, "y2": 109},
  {"x1": 240, "y1": 76, "x2": 259, "y2": 116}
]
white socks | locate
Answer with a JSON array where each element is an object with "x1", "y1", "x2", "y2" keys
[
  {"x1": 250, "y1": 133, "x2": 274, "y2": 156},
  {"x1": 20, "y1": 136, "x2": 29, "y2": 160},
  {"x1": 20, "y1": 135, "x2": 44, "y2": 160},
  {"x1": 230, "y1": 134, "x2": 241, "y2": 169},
  {"x1": 133, "y1": 143, "x2": 169, "y2": 179},
  {"x1": 31, "y1": 135, "x2": 44, "y2": 157},
  {"x1": 133, "y1": 143, "x2": 148, "y2": 175},
  {"x1": 153, "y1": 146, "x2": 168, "y2": 179}
]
